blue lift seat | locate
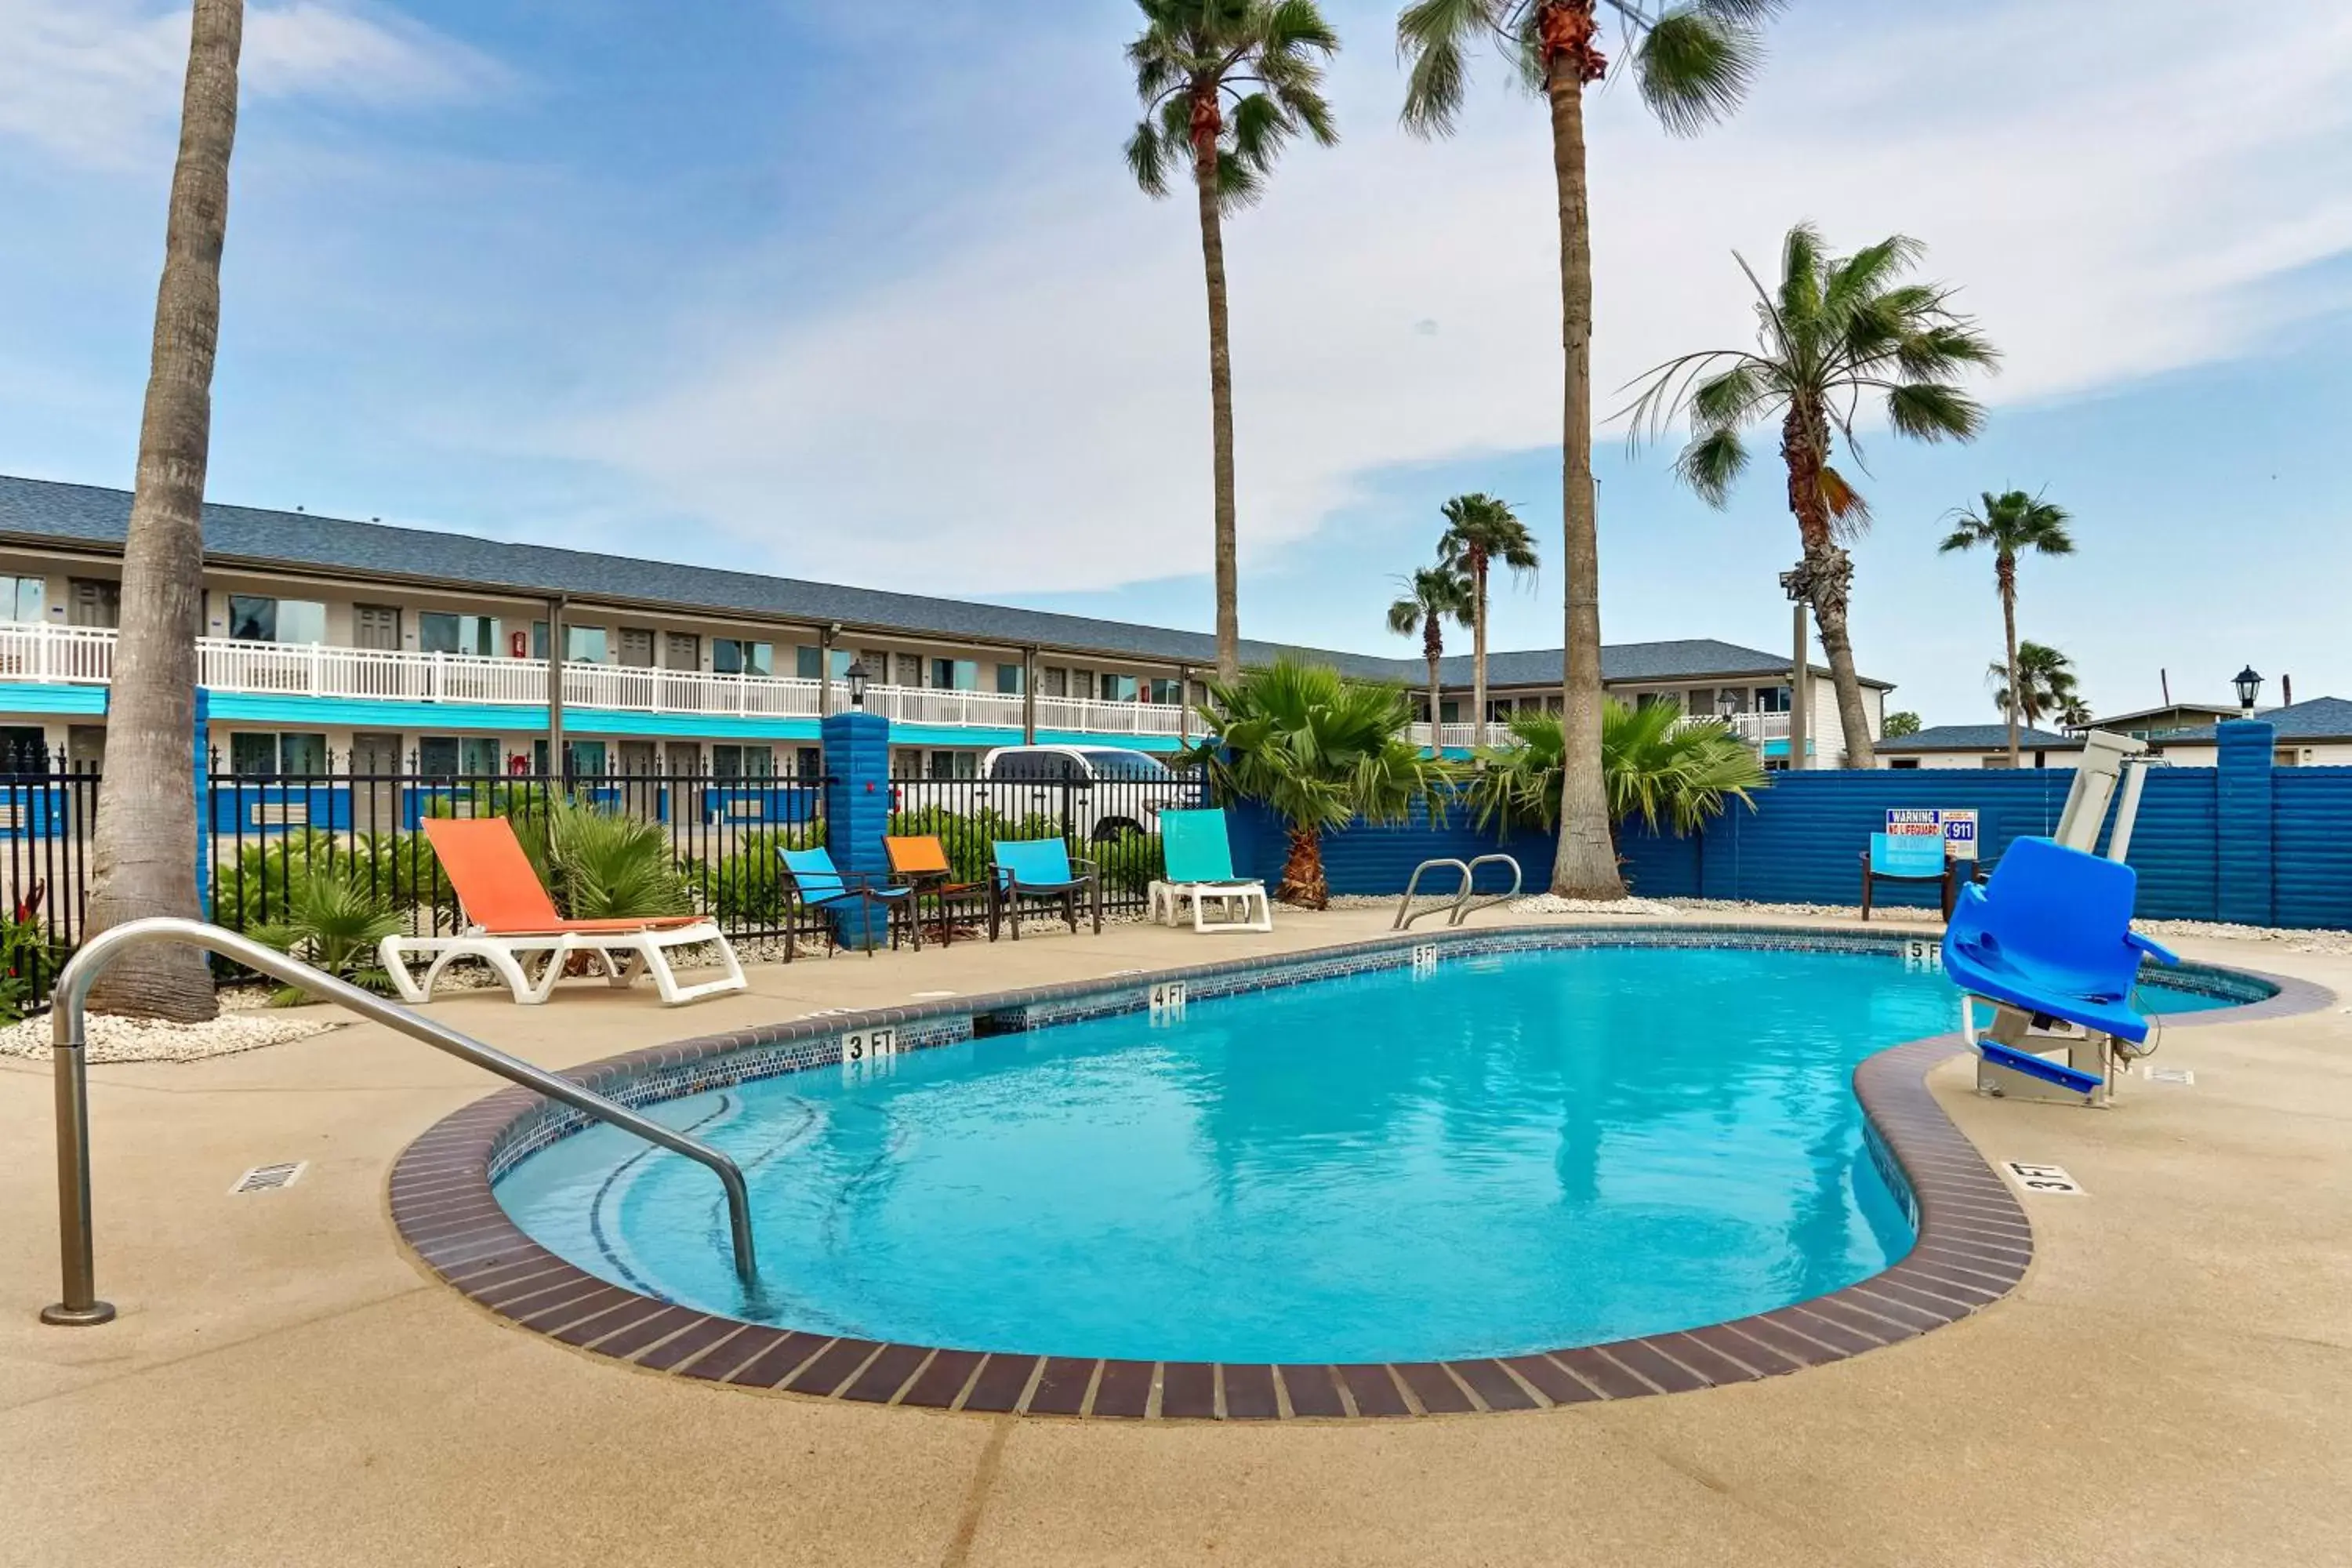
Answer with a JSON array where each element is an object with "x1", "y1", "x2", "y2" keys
[{"x1": 1940, "y1": 836, "x2": 2178, "y2": 1046}]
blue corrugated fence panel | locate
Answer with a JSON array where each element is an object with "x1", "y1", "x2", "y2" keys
[{"x1": 2272, "y1": 767, "x2": 2352, "y2": 930}]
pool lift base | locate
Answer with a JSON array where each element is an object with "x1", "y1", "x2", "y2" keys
[{"x1": 1953, "y1": 730, "x2": 2163, "y2": 1112}]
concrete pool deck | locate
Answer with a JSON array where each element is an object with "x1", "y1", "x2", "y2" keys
[{"x1": 2, "y1": 906, "x2": 2348, "y2": 1566}]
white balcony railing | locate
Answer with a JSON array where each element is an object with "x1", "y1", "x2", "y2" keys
[
  {"x1": 0, "y1": 622, "x2": 1206, "y2": 741},
  {"x1": 1408, "y1": 721, "x2": 1512, "y2": 750}
]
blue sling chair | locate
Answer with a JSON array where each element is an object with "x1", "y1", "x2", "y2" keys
[
  {"x1": 989, "y1": 838, "x2": 1101, "y2": 941},
  {"x1": 778, "y1": 845, "x2": 918, "y2": 956},
  {"x1": 1940, "y1": 837, "x2": 2178, "y2": 1097}
]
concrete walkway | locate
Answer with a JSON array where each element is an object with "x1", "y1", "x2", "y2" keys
[{"x1": 2, "y1": 908, "x2": 2347, "y2": 1566}]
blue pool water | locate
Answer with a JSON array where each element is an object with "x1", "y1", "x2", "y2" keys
[{"x1": 495, "y1": 945, "x2": 2233, "y2": 1363}]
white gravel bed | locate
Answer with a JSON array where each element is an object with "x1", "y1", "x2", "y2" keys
[{"x1": 0, "y1": 1008, "x2": 344, "y2": 1064}]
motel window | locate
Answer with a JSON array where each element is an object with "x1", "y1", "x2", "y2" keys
[
  {"x1": 931, "y1": 658, "x2": 978, "y2": 691},
  {"x1": 418, "y1": 738, "x2": 461, "y2": 779},
  {"x1": 228, "y1": 596, "x2": 326, "y2": 644},
  {"x1": 0, "y1": 575, "x2": 42, "y2": 622},
  {"x1": 795, "y1": 747, "x2": 822, "y2": 781},
  {"x1": 230, "y1": 732, "x2": 327, "y2": 778},
  {"x1": 1980, "y1": 755, "x2": 2016, "y2": 769},
  {"x1": 1147, "y1": 677, "x2": 1181, "y2": 704},
  {"x1": 1100, "y1": 673, "x2": 1139, "y2": 702},
  {"x1": 565, "y1": 626, "x2": 608, "y2": 662},
  {"x1": 717, "y1": 639, "x2": 775, "y2": 678},
  {"x1": 419, "y1": 613, "x2": 501, "y2": 657},
  {"x1": 230, "y1": 734, "x2": 277, "y2": 777},
  {"x1": 996, "y1": 662, "x2": 1025, "y2": 695},
  {"x1": 568, "y1": 740, "x2": 607, "y2": 777},
  {"x1": 712, "y1": 744, "x2": 773, "y2": 780},
  {"x1": 1754, "y1": 685, "x2": 1791, "y2": 713},
  {"x1": 68, "y1": 579, "x2": 119, "y2": 628},
  {"x1": 1439, "y1": 699, "x2": 1460, "y2": 724},
  {"x1": 793, "y1": 646, "x2": 854, "y2": 681},
  {"x1": 928, "y1": 750, "x2": 977, "y2": 779},
  {"x1": 1888, "y1": 757, "x2": 1922, "y2": 770}
]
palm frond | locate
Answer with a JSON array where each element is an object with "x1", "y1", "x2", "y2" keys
[
  {"x1": 1633, "y1": 7, "x2": 1767, "y2": 136},
  {"x1": 1396, "y1": 0, "x2": 1495, "y2": 136},
  {"x1": 1883, "y1": 379, "x2": 1984, "y2": 441},
  {"x1": 1126, "y1": 119, "x2": 1174, "y2": 196},
  {"x1": 1673, "y1": 427, "x2": 1748, "y2": 506}
]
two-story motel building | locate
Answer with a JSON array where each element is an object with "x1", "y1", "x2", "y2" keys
[{"x1": 0, "y1": 475, "x2": 1890, "y2": 777}]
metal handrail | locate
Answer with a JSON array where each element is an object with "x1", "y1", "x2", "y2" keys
[
  {"x1": 38, "y1": 917, "x2": 758, "y2": 1327},
  {"x1": 1448, "y1": 854, "x2": 1525, "y2": 926},
  {"x1": 1393, "y1": 858, "x2": 1472, "y2": 930}
]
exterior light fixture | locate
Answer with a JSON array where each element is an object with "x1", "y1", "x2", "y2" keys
[
  {"x1": 2232, "y1": 664, "x2": 2263, "y2": 715},
  {"x1": 845, "y1": 659, "x2": 869, "y2": 709}
]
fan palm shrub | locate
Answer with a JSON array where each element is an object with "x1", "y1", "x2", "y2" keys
[
  {"x1": 1468, "y1": 701, "x2": 1765, "y2": 851},
  {"x1": 546, "y1": 804, "x2": 691, "y2": 920},
  {"x1": 1386, "y1": 564, "x2": 1474, "y2": 734},
  {"x1": 1436, "y1": 494, "x2": 1539, "y2": 739},
  {"x1": 249, "y1": 869, "x2": 403, "y2": 1004},
  {"x1": 1397, "y1": 0, "x2": 1780, "y2": 898},
  {"x1": 1939, "y1": 489, "x2": 2075, "y2": 765},
  {"x1": 1181, "y1": 659, "x2": 1446, "y2": 908},
  {"x1": 1626, "y1": 224, "x2": 1998, "y2": 767},
  {"x1": 1127, "y1": 0, "x2": 1340, "y2": 681}
]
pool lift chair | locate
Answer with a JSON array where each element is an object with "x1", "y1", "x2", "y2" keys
[{"x1": 1942, "y1": 731, "x2": 2176, "y2": 1109}]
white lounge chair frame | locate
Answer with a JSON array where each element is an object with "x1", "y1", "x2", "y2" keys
[
  {"x1": 380, "y1": 920, "x2": 746, "y2": 1007},
  {"x1": 1147, "y1": 878, "x2": 1273, "y2": 933}
]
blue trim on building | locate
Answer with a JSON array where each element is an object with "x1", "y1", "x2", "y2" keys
[{"x1": 0, "y1": 683, "x2": 107, "y2": 716}]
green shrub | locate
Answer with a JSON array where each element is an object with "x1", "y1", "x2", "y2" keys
[
  {"x1": 249, "y1": 868, "x2": 405, "y2": 1004},
  {"x1": 546, "y1": 803, "x2": 690, "y2": 920}
]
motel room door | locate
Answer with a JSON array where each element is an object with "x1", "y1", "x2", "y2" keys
[{"x1": 350, "y1": 731, "x2": 404, "y2": 833}]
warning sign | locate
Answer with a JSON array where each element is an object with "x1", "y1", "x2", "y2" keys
[{"x1": 1886, "y1": 808, "x2": 1980, "y2": 860}]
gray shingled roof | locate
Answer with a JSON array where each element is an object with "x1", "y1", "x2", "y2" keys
[
  {"x1": 2160, "y1": 697, "x2": 2352, "y2": 742},
  {"x1": 0, "y1": 474, "x2": 1891, "y2": 689},
  {"x1": 1880, "y1": 724, "x2": 2084, "y2": 752}
]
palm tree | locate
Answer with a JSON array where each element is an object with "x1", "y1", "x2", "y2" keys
[
  {"x1": 1467, "y1": 701, "x2": 1765, "y2": 846},
  {"x1": 1385, "y1": 564, "x2": 1473, "y2": 739},
  {"x1": 1127, "y1": 0, "x2": 1340, "y2": 684},
  {"x1": 1938, "y1": 489, "x2": 2075, "y2": 767},
  {"x1": 1397, "y1": 0, "x2": 1780, "y2": 900},
  {"x1": 1181, "y1": 659, "x2": 1444, "y2": 907},
  {"x1": 83, "y1": 0, "x2": 245, "y2": 1021},
  {"x1": 1435, "y1": 494, "x2": 1538, "y2": 742},
  {"x1": 1626, "y1": 224, "x2": 1998, "y2": 769},
  {"x1": 1989, "y1": 641, "x2": 2085, "y2": 732}
]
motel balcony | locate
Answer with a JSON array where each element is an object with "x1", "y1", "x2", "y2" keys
[{"x1": 0, "y1": 623, "x2": 1194, "y2": 740}]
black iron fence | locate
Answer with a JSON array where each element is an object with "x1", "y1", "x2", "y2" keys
[
  {"x1": 887, "y1": 764, "x2": 1203, "y2": 916},
  {"x1": 0, "y1": 749, "x2": 1207, "y2": 1010}
]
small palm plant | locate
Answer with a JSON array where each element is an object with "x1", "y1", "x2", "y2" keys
[
  {"x1": 249, "y1": 870, "x2": 404, "y2": 1004},
  {"x1": 1182, "y1": 659, "x2": 1446, "y2": 908},
  {"x1": 1625, "y1": 224, "x2": 1999, "y2": 768},
  {"x1": 1468, "y1": 701, "x2": 1765, "y2": 849},
  {"x1": 1939, "y1": 489, "x2": 2075, "y2": 767},
  {"x1": 1127, "y1": 0, "x2": 1340, "y2": 682},
  {"x1": 1989, "y1": 641, "x2": 2085, "y2": 732},
  {"x1": 1386, "y1": 564, "x2": 1474, "y2": 737},
  {"x1": 1436, "y1": 494, "x2": 1538, "y2": 740},
  {"x1": 546, "y1": 804, "x2": 691, "y2": 920}
]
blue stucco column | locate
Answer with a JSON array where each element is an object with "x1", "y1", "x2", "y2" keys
[
  {"x1": 2215, "y1": 719, "x2": 2275, "y2": 927},
  {"x1": 819, "y1": 709, "x2": 892, "y2": 948}
]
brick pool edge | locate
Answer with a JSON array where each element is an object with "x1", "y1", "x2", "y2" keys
[{"x1": 384, "y1": 925, "x2": 2325, "y2": 1420}]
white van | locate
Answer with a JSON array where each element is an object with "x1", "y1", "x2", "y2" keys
[{"x1": 976, "y1": 745, "x2": 1193, "y2": 841}]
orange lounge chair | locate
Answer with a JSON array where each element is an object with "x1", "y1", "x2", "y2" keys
[{"x1": 381, "y1": 817, "x2": 746, "y2": 1006}]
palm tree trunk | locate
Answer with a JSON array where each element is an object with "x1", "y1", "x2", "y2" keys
[
  {"x1": 1278, "y1": 824, "x2": 1327, "y2": 909},
  {"x1": 1424, "y1": 630, "x2": 1443, "y2": 751},
  {"x1": 1780, "y1": 407, "x2": 1876, "y2": 768},
  {"x1": 83, "y1": 0, "x2": 242, "y2": 1021},
  {"x1": 1998, "y1": 558, "x2": 2020, "y2": 767},
  {"x1": 1543, "y1": 56, "x2": 1624, "y2": 898},
  {"x1": 1193, "y1": 130, "x2": 1241, "y2": 685},
  {"x1": 1470, "y1": 555, "x2": 1489, "y2": 748}
]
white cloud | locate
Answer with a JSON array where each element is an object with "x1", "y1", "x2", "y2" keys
[
  {"x1": 0, "y1": 0, "x2": 506, "y2": 169},
  {"x1": 551, "y1": 0, "x2": 2352, "y2": 599}
]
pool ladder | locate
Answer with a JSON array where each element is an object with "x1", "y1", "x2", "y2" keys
[
  {"x1": 1392, "y1": 855, "x2": 1525, "y2": 930},
  {"x1": 37, "y1": 917, "x2": 759, "y2": 1328}
]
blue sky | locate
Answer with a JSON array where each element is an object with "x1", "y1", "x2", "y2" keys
[{"x1": 2, "y1": 0, "x2": 2348, "y2": 721}]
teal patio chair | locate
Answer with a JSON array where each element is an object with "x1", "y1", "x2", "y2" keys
[
  {"x1": 989, "y1": 837, "x2": 1100, "y2": 941},
  {"x1": 778, "y1": 844, "x2": 918, "y2": 956},
  {"x1": 1860, "y1": 831, "x2": 1962, "y2": 920},
  {"x1": 1148, "y1": 808, "x2": 1272, "y2": 933}
]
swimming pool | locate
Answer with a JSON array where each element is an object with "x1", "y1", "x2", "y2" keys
[{"x1": 488, "y1": 936, "x2": 2235, "y2": 1367}]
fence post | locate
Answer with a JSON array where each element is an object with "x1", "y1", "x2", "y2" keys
[
  {"x1": 2215, "y1": 719, "x2": 2275, "y2": 927},
  {"x1": 819, "y1": 706, "x2": 892, "y2": 948},
  {"x1": 193, "y1": 689, "x2": 212, "y2": 919}
]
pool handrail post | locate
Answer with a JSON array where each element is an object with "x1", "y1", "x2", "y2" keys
[{"x1": 40, "y1": 916, "x2": 758, "y2": 1327}]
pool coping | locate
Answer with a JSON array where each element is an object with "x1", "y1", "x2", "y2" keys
[{"x1": 385, "y1": 924, "x2": 2332, "y2": 1421}]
